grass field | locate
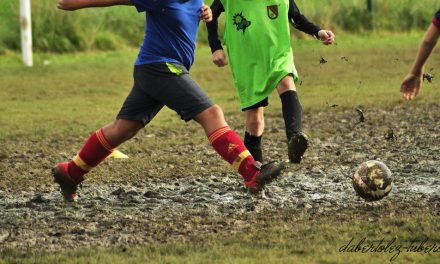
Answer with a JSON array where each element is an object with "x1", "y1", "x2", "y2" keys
[{"x1": 0, "y1": 34, "x2": 439, "y2": 263}]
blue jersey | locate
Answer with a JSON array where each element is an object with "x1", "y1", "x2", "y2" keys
[{"x1": 132, "y1": 0, "x2": 202, "y2": 70}]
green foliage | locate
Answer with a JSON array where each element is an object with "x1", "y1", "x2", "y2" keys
[
  {"x1": 0, "y1": 0, "x2": 143, "y2": 52},
  {"x1": 0, "y1": 0, "x2": 439, "y2": 52},
  {"x1": 295, "y1": 0, "x2": 437, "y2": 32}
]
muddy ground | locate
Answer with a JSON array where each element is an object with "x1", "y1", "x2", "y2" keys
[{"x1": 0, "y1": 103, "x2": 439, "y2": 251}]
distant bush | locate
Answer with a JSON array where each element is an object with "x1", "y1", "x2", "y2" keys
[{"x1": 0, "y1": 0, "x2": 438, "y2": 52}]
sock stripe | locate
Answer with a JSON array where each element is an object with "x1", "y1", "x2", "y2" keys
[
  {"x1": 96, "y1": 129, "x2": 114, "y2": 152},
  {"x1": 208, "y1": 126, "x2": 231, "y2": 144},
  {"x1": 231, "y1": 150, "x2": 251, "y2": 171},
  {"x1": 72, "y1": 154, "x2": 93, "y2": 171}
]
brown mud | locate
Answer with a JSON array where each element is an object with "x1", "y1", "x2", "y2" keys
[{"x1": 0, "y1": 103, "x2": 439, "y2": 251}]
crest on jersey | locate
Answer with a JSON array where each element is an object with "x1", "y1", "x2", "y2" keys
[
  {"x1": 267, "y1": 5, "x2": 279, "y2": 20},
  {"x1": 233, "y1": 12, "x2": 251, "y2": 34}
]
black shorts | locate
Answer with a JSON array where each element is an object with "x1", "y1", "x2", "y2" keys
[
  {"x1": 117, "y1": 63, "x2": 213, "y2": 126},
  {"x1": 241, "y1": 97, "x2": 269, "y2": 111}
]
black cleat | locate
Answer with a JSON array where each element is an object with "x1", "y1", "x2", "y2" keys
[
  {"x1": 52, "y1": 162, "x2": 78, "y2": 202},
  {"x1": 288, "y1": 132, "x2": 309, "y2": 163},
  {"x1": 245, "y1": 161, "x2": 286, "y2": 193}
]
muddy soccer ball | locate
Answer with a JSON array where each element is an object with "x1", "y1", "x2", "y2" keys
[{"x1": 352, "y1": 160, "x2": 393, "y2": 201}]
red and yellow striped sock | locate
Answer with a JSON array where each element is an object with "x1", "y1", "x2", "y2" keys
[
  {"x1": 68, "y1": 128, "x2": 114, "y2": 184},
  {"x1": 209, "y1": 126, "x2": 259, "y2": 182}
]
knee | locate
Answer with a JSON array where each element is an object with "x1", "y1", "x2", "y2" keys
[
  {"x1": 104, "y1": 120, "x2": 143, "y2": 145},
  {"x1": 277, "y1": 76, "x2": 296, "y2": 94},
  {"x1": 205, "y1": 104, "x2": 224, "y2": 120},
  {"x1": 246, "y1": 114, "x2": 264, "y2": 132}
]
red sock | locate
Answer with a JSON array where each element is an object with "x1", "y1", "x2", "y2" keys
[
  {"x1": 68, "y1": 128, "x2": 114, "y2": 183},
  {"x1": 209, "y1": 126, "x2": 259, "y2": 182}
]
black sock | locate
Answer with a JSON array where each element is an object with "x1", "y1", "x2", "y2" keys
[
  {"x1": 280, "y1": 90, "x2": 302, "y2": 140},
  {"x1": 244, "y1": 131, "x2": 263, "y2": 163}
]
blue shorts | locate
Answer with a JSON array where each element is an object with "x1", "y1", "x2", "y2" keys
[{"x1": 117, "y1": 63, "x2": 213, "y2": 125}]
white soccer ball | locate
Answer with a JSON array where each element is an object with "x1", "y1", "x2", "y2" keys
[{"x1": 352, "y1": 160, "x2": 393, "y2": 201}]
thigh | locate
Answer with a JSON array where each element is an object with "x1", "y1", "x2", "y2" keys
[
  {"x1": 116, "y1": 68, "x2": 164, "y2": 126},
  {"x1": 142, "y1": 63, "x2": 214, "y2": 122}
]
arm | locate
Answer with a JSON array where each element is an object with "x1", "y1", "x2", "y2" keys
[
  {"x1": 58, "y1": 0, "x2": 132, "y2": 11},
  {"x1": 206, "y1": 0, "x2": 224, "y2": 53},
  {"x1": 206, "y1": 0, "x2": 228, "y2": 67},
  {"x1": 288, "y1": 0, "x2": 320, "y2": 37},
  {"x1": 400, "y1": 23, "x2": 440, "y2": 100},
  {"x1": 289, "y1": 0, "x2": 335, "y2": 45}
]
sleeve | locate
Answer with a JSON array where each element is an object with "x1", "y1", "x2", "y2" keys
[
  {"x1": 288, "y1": 0, "x2": 321, "y2": 38},
  {"x1": 206, "y1": 0, "x2": 225, "y2": 53},
  {"x1": 131, "y1": 0, "x2": 161, "y2": 12},
  {"x1": 432, "y1": 10, "x2": 440, "y2": 28}
]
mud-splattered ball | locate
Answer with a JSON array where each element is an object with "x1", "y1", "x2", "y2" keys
[{"x1": 352, "y1": 160, "x2": 393, "y2": 201}]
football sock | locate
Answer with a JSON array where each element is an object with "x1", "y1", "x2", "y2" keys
[
  {"x1": 209, "y1": 126, "x2": 259, "y2": 182},
  {"x1": 68, "y1": 128, "x2": 114, "y2": 183},
  {"x1": 280, "y1": 90, "x2": 302, "y2": 140},
  {"x1": 244, "y1": 131, "x2": 263, "y2": 163}
]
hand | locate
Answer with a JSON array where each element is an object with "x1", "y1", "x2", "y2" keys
[
  {"x1": 200, "y1": 4, "x2": 212, "y2": 22},
  {"x1": 212, "y1": 49, "x2": 228, "y2": 67},
  {"x1": 400, "y1": 73, "x2": 422, "y2": 101},
  {"x1": 318, "y1": 30, "x2": 335, "y2": 45}
]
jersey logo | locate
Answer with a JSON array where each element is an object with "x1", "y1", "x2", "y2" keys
[
  {"x1": 267, "y1": 5, "x2": 279, "y2": 20},
  {"x1": 233, "y1": 12, "x2": 251, "y2": 34}
]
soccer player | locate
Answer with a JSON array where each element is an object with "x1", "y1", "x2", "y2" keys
[
  {"x1": 206, "y1": 0, "x2": 335, "y2": 163},
  {"x1": 400, "y1": 10, "x2": 440, "y2": 101},
  {"x1": 52, "y1": 0, "x2": 285, "y2": 202}
]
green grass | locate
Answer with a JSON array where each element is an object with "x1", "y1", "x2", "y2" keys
[
  {"x1": 1, "y1": 213, "x2": 439, "y2": 263},
  {"x1": 0, "y1": 34, "x2": 439, "y2": 263},
  {"x1": 1, "y1": 33, "x2": 439, "y2": 141}
]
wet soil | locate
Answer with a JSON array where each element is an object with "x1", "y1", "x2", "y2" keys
[{"x1": 0, "y1": 103, "x2": 439, "y2": 251}]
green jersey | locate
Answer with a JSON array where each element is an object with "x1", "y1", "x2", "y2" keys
[{"x1": 220, "y1": 0, "x2": 298, "y2": 109}]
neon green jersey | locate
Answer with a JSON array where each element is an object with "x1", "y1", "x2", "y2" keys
[{"x1": 220, "y1": 0, "x2": 298, "y2": 109}]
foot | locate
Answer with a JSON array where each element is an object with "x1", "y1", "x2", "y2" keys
[
  {"x1": 288, "y1": 132, "x2": 309, "y2": 163},
  {"x1": 52, "y1": 162, "x2": 78, "y2": 202},
  {"x1": 245, "y1": 161, "x2": 286, "y2": 193}
]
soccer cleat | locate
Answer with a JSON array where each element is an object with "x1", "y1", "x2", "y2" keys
[
  {"x1": 52, "y1": 162, "x2": 78, "y2": 202},
  {"x1": 245, "y1": 161, "x2": 286, "y2": 193},
  {"x1": 288, "y1": 132, "x2": 309, "y2": 163}
]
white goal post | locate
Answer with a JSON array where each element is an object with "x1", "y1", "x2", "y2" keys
[{"x1": 20, "y1": 0, "x2": 33, "y2": 66}]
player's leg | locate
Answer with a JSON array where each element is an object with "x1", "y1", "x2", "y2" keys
[
  {"x1": 52, "y1": 65, "x2": 163, "y2": 201},
  {"x1": 276, "y1": 75, "x2": 309, "y2": 163},
  {"x1": 52, "y1": 120, "x2": 144, "y2": 202},
  {"x1": 193, "y1": 105, "x2": 284, "y2": 192},
  {"x1": 155, "y1": 63, "x2": 284, "y2": 191},
  {"x1": 244, "y1": 107, "x2": 265, "y2": 163}
]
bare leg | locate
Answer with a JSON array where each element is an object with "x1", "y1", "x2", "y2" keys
[
  {"x1": 193, "y1": 104, "x2": 228, "y2": 135},
  {"x1": 276, "y1": 75, "x2": 296, "y2": 95},
  {"x1": 102, "y1": 119, "x2": 144, "y2": 147},
  {"x1": 245, "y1": 107, "x2": 265, "y2": 136}
]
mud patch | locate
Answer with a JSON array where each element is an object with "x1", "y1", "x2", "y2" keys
[{"x1": 0, "y1": 104, "x2": 439, "y2": 251}]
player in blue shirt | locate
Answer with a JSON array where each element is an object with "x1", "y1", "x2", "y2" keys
[
  {"x1": 400, "y1": 10, "x2": 440, "y2": 100},
  {"x1": 52, "y1": 0, "x2": 285, "y2": 201}
]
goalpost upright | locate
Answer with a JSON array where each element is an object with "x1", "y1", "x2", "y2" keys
[{"x1": 20, "y1": 0, "x2": 33, "y2": 66}]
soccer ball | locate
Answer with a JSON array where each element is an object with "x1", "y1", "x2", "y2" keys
[{"x1": 352, "y1": 160, "x2": 393, "y2": 201}]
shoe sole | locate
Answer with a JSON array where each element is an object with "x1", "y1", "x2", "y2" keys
[{"x1": 288, "y1": 134, "x2": 309, "y2": 164}]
